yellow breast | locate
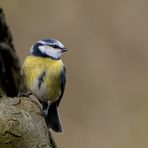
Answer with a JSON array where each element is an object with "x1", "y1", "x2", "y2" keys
[{"x1": 22, "y1": 56, "x2": 64, "y2": 102}]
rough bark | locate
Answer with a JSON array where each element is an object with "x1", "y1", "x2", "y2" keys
[
  {"x1": 0, "y1": 8, "x2": 57, "y2": 148},
  {"x1": 0, "y1": 96, "x2": 52, "y2": 148}
]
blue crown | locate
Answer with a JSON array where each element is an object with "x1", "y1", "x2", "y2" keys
[{"x1": 38, "y1": 39, "x2": 64, "y2": 49}]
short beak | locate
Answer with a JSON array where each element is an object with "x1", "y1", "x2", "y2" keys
[{"x1": 62, "y1": 48, "x2": 68, "y2": 52}]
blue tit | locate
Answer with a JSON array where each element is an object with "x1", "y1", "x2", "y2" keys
[{"x1": 22, "y1": 38, "x2": 68, "y2": 133}]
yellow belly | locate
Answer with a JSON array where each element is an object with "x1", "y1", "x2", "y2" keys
[{"x1": 22, "y1": 56, "x2": 64, "y2": 102}]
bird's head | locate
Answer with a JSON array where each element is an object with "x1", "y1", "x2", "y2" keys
[{"x1": 30, "y1": 39, "x2": 68, "y2": 59}]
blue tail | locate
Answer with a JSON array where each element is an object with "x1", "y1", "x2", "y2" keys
[{"x1": 44, "y1": 103, "x2": 63, "y2": 133}]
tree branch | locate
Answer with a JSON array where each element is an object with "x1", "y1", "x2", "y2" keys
[{"x1": 0, "y1": 8, "x2": 57, "y2": 148}]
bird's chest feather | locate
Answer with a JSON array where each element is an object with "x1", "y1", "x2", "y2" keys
[{"x1": 23, "y1": 56, "x2": 63, "y2": 102}]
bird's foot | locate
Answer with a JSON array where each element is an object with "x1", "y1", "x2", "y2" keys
[
  {"x1": 42, "y1": 109, "x2": 48, "y2": 117},
  {"x1": 17, "y1": 91, "x2": 32, "y2": 97},
  {"x1": 42, "y1": 102, "x2": 50, "y2": 117}
]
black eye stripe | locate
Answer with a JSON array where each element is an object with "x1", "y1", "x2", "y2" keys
[
  {"x1": 51, "y1": 45, "x2": 59, "y2": 48},
  {"x1": 50, "y1": 44, "x2": 64, "y2": 50}
]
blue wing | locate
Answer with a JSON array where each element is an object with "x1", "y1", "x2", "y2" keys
[
  {"x1": 56, "y1": 66, "x2": 66, "y2": 106},
  {"x1": 45, "y1": 66, "x2": 66, "y2": 132}
]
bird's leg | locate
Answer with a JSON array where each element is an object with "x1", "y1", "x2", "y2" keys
[{"x1": 42, "y1": 101, "x2": 51, "y2": 117}]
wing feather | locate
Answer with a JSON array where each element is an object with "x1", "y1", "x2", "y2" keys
[{"x1": 56, "y1": 66, "x2": 66, "y2": 106}]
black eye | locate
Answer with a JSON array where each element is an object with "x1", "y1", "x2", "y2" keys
[{"x1": 52, "y1": 45, "x2": 59, "y2": 48}]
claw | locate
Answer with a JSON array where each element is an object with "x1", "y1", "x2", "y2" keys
[{"x1": 17, "y1": 91, "x2": 32, "y2": 97}]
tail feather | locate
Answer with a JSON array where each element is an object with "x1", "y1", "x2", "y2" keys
[{"x1": 45, "y1": 103, "x2": 63, "y2": 133}]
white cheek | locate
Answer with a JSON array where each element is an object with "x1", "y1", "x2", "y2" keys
[
  {"x1": 39, "y1": 45, "x2": 62, "y2": 59},
  {"x1": 38, "y1": 45, "x2": 50, "y2": 54}
]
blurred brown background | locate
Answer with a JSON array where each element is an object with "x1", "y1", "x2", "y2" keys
[{"x1": 1, "y1": 0, "x2": 148, "y2": 147}]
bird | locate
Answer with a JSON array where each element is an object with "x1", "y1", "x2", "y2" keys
[{"x1": 22, "y1": 38, "x2": 68, "y2": 132}]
